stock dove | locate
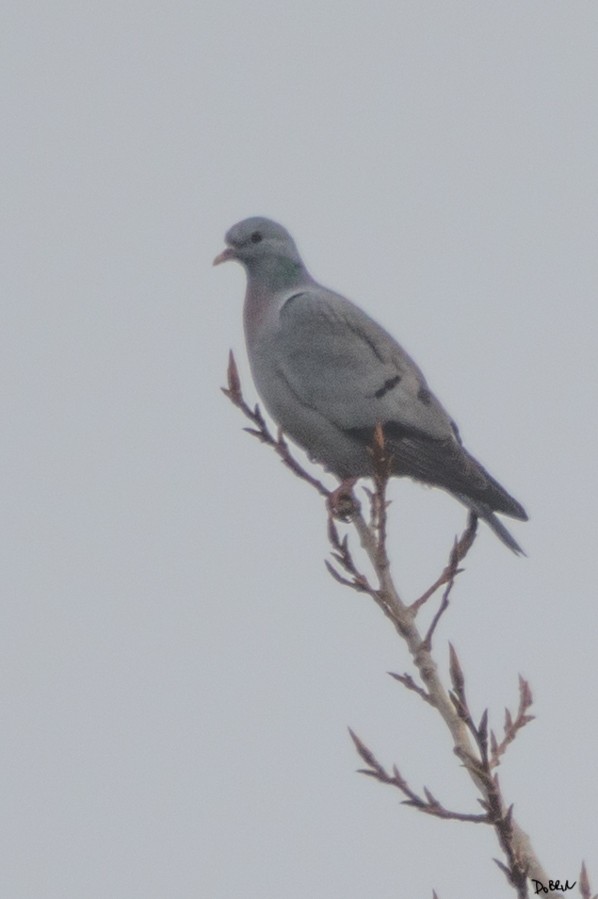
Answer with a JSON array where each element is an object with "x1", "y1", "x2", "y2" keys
[{"x1": 215, "y1": 217, "x2": 527, "y2": 554}]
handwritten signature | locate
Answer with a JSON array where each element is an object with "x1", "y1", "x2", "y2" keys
[{"x1": 532, "y1": 880, "x2": 576, "y2": 895}]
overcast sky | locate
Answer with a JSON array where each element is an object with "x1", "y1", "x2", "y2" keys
[{"x1": 3, "y1": 2, "x2": 598, "y2": 897}]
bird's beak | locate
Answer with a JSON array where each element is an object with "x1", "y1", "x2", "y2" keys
[{"x1": 213, "y1": 247, "x2": 236, "y2": 266}]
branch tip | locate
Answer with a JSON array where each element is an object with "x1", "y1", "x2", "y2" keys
[{"x1": 449, "y1": 643, "x2": 465, "y2": 693}]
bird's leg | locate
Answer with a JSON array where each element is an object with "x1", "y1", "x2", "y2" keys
[{"x1": 327, "y1": 477, "x2": 359, "y2": 520}]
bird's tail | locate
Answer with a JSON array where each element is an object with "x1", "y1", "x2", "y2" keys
[{"x1": 455, "y1": 494, "x2": 526, "y2": 556}]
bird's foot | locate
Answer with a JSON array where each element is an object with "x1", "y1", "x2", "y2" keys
[{"x1": 327, "y1": 478, "x2": 359, "y2": 520}]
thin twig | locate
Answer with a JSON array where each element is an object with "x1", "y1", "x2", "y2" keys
[
  {"x1": 388, "y1": 671, "x2": 434, "y2": 706},
  {"x1": 223, "y1": 350, "x2": 329, "y2": 496},
  {"x1": 490, "y1": 676, "x2": 535, "y2": 768},
  {"x1": 411, "y1": 513, "x2": 477, "y2": 613},
  {"x1": 579, "y1": 861, "x2": 597, "y2": 899},
  {"x1": 350, "y1": 729, "x2": 488, "y2": 823}
]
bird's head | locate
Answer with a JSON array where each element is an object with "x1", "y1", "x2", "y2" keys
[{"x1": 214, "y1": 217, "x2": 307, "y2": 284}]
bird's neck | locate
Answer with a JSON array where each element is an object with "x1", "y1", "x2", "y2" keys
[
  {"x1": 243, "y1": 260, "x2": 312, "y2": 342},
  {"x1": 245, "y1": 255, "x2": 311, "y2": 293}
]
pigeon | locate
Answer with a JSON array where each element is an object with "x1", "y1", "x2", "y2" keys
[{"x1": 214, "y1": 216, "x2": 527, "y2": 554}]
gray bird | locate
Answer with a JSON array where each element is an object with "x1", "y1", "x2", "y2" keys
[{"x1": 214, "y1": 216, "x2": 527, "y2": 554}]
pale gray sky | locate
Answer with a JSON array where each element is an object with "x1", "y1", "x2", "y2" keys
[{"x1": 2, "y1": 2, "x2": 598, "y2": 897}]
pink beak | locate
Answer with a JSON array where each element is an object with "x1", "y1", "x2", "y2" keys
[{"x1": 213, "y1": 247, "x2": 236, "y2": 266}]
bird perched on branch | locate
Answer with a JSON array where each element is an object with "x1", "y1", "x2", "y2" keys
[{"x1": 214, "y1": 216, "x2": 527, "y2": 554}]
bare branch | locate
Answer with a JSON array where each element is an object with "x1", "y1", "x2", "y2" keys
[
  {"x1": 325, "y1": 515, "x2": 373, "y2": 594},
  {"x1": 275, "y1": 427, "x2": 331, "y2": 496},
  {"x1": 579, "y1": 861, "x2": 597, "y2": 899},
  {"x1": 368, "y1": 423, "x2": 393, "y2": 566},
  {"x1": 223, "y1": 351, "x2": 329, "y2": 496},
  {"x1": 421, "y1": 581, "x2": 451, "y2": 650},
  {"x1": 477, "y1": 708, "x2": 489, "y2": 765},
  {"x1": 324, "y1": 560, "x2": 368, "y2": 592},
  {"x1": 448, "y1": 643, "x2": 477, "y2": 735},
  {"x1": 490, "y1": 676, "x2": 535, "y2": 768},
  {"x1": 348, "y1": 728, "x2": 388, "y2": 779},
  {"x1": 411, "y1": 513, "x2": 477, "y2": 613},
  {"x1": 349, "y1": 730, "x2": 488, "y2": 824},
  {"x1": 388, "y1": 671, "x2": 434, "y2": 706}
]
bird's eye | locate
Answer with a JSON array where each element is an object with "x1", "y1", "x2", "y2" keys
[{"x1": 250, "y1": 231, "x2": 263, "y2": 244}]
